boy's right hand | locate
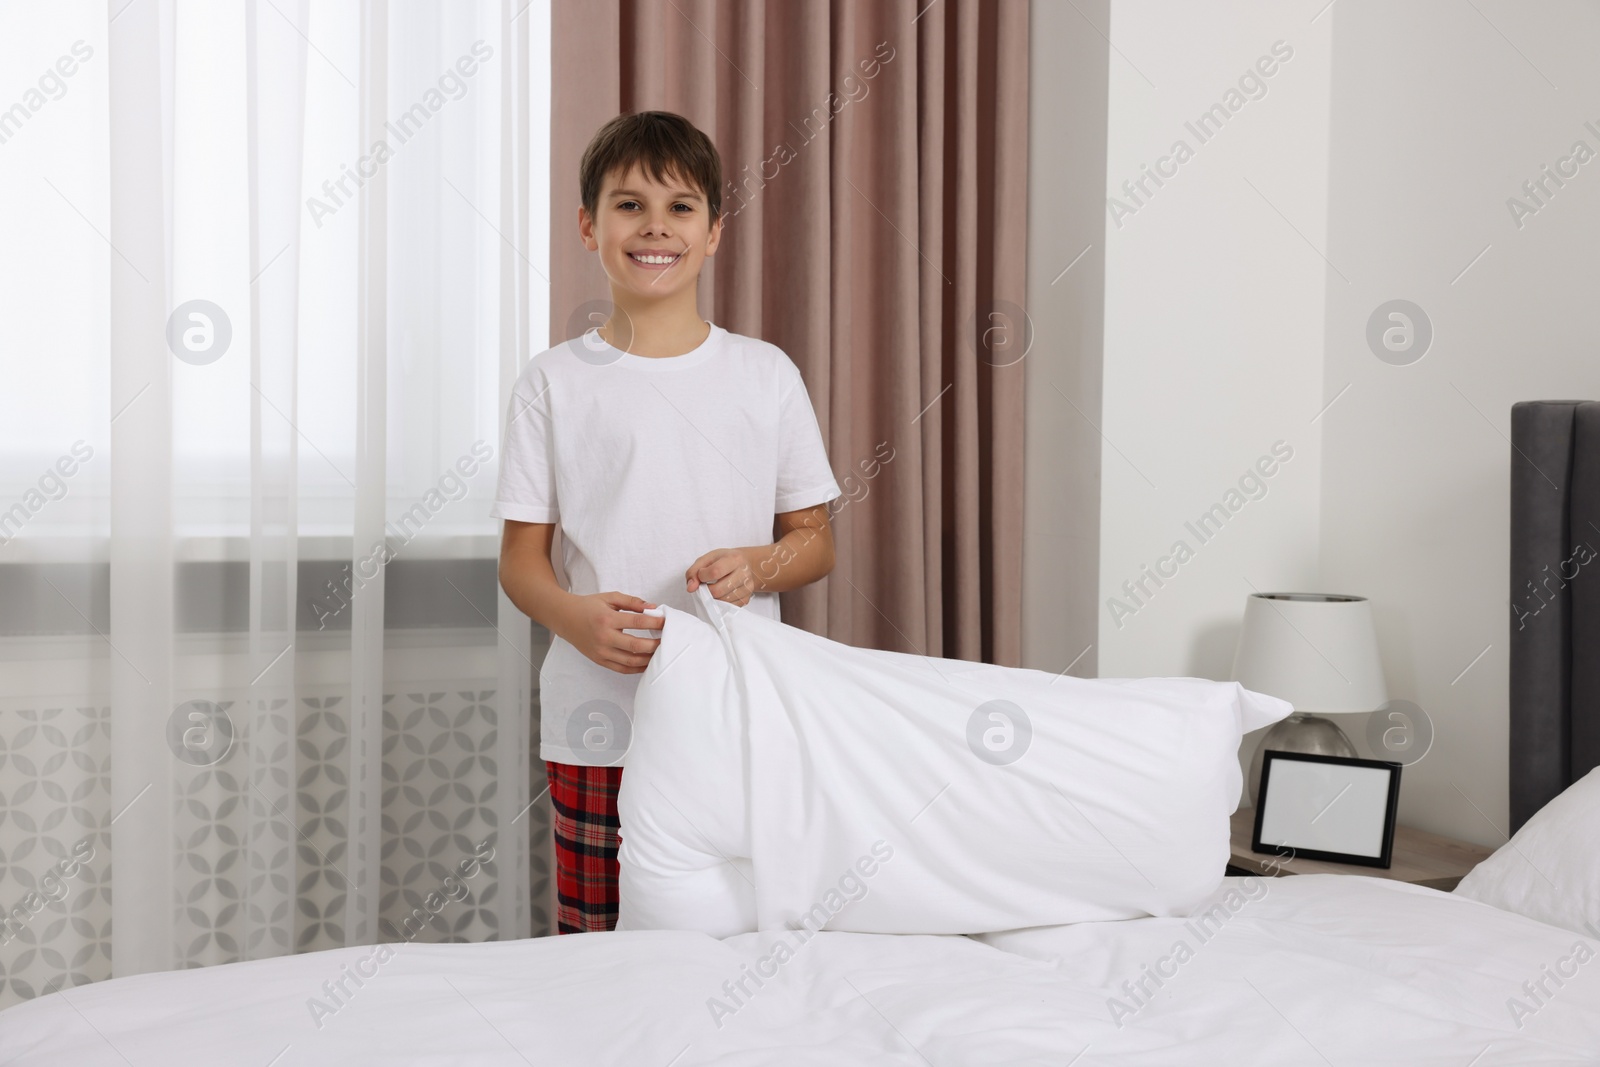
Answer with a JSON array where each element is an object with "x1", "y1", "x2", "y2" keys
[{"x1": 561, "y1": 591, "x2": 664, "y2": 674}]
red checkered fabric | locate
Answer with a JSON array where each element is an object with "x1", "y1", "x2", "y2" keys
[{"x1": 545, "y1": 760, "x2": 623, "y2": 934}]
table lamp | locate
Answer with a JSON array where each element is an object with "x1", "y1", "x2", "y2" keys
[{"x1": 1231, "y1": 592, "x2": 1389, "y2": 807}]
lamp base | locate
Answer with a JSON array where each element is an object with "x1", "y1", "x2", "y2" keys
[{"x1": 1246, "y1": 713, "x2": 1358, "y2": 808}]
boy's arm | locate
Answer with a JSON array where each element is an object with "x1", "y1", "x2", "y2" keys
[
  {"x1": 759, "y1": 503, "x2": 836, "y2": 593},
  {"x1": 498, "y1": 520, "x2": 574, "y2": 634},
  {"x1": 685, "y1": 504, "x2": 836, "y2": 602},
  {"x1": 500, "y1": 520, "x2": 664, "y2": 673}
]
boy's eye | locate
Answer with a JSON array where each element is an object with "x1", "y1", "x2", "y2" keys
[{"x1": 617, "y1": 201, "x2": 693, "y2": 212}]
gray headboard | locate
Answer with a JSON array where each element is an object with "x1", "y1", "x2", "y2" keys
[{"x1": 1510, "y1": 400, "x2": 1600, "y2": 832}]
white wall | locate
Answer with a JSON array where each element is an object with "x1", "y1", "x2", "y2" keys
[
  {"x1": 1319, "y1": 0, "x2": 1600, "y2": 845},
  {"x1": 1086, "y1": 0, "x2": 1600, "y2": 847},
  {"x1": 1022, "y1": 0, "x2": 1108, "y2": 679},
  {"x1": 1098, "y1": 1, "x2": 1332, "y2": 687}
]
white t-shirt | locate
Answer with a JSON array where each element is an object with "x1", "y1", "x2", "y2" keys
[{"x1": 489, "y1": 322, "x2": 842, "y2": 767}]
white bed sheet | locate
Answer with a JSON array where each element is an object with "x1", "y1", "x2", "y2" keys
[{"x1": 2, "y1": 876, "x2": 1597, "y2": 1065}]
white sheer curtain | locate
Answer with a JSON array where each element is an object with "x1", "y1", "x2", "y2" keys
[{"x1": 0, "y1": 0, "x2": 552, "y2": 1005}]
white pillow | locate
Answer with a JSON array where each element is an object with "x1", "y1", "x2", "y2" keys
[
  {"x1": 1454, "y1": 767, "x2": 1600, "y2": 936},
  {"x1": 613, "y1": 597, "x2": 755, "y2": 937},
  {"x1": 617, "y1": 585, "x2": 1293, "y2": 937}
]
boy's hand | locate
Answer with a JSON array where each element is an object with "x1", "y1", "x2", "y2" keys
[
  {"x1": 685, "y1": 549, "x2": 757, "y2": 606},
  {"x1": 561, "y1": 591, "x2": 663, "y2": 674}
]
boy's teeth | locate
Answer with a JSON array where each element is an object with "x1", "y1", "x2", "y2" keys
[{"x1": 631, "y1": 253, "x2": 677, "y2": 264}]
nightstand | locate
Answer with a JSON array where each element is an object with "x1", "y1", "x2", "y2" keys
[{"x1": 1226, "y1": 807, "x2": 1494, "y2": 891}]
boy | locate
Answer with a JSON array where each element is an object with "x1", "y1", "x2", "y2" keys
[{"x1": 491, "y1": 110, "x2": 842, "y2": 934}]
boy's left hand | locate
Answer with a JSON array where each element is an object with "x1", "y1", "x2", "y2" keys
[{"x1": 685, "y1": 548, "x2": 757, "y2": 606}]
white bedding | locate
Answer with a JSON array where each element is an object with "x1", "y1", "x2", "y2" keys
[
  {"x1": 5, "y1": 875, "x2": 1597, "y2": 1065},
  {"x1": 618, "y1": 585, "x2": 1292, "y2": 937}
]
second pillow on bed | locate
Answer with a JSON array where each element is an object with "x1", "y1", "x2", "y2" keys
[{"x1": 615, "y1": 585, "x2": 1292, "y2": 938}]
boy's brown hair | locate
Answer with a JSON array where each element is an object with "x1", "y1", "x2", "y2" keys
[{"x1": 579, "y1": 110, "x2": 723, "y2": 226}]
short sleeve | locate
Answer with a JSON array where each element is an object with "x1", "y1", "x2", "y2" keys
[
  {"x1": 774, "y1": 358, "x2": 842, "y2": 514},
  {"x1": 488, "y1": 367, "x2": 560, "y2": 523}
]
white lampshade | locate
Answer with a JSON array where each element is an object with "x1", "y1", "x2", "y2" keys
[{"x1": 1230, "y1": 593, "x2": 1388, "y2": 713}]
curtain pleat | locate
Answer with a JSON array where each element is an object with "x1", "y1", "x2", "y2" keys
[
  {"x1": 243, "y1": 0, "x2": 307, "y2": 962},
  {"x1": 495, "y1": 0, "x2": 536, "y2": 941},
  {"x1": 346, "y1": 0, "x2": 389, "y2": 949},
  {"x1": 107, "y1": 0, "x2": 176, "y2": 979}
]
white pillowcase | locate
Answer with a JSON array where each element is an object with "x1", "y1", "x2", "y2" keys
[
  {"x1": 617, "y1": 586, "x2": 1293, "y2": 937},
  {"x1": 1454, "y1": 767, "x2": 1600, "y2": 936},
  {"x1": 612, "y1": 596, "x2": 755, "y2": 938}
]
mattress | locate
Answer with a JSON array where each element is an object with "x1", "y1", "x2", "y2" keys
[{"x1": 2, "y1": 874, "x2": 1596, "y2": 1065}]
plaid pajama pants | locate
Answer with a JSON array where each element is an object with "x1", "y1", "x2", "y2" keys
[{"x1": 545, "y1": 760, "x2": 624, "y2": 934}]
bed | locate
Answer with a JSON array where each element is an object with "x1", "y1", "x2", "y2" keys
[
  {"x1": 0, "y1": 873, "x2": 1597, "y2": 1064},
  {"x1": 3, "y1": 400, "x2": 1598, "y2": 1065},
  {"x1": 1509, "y1": 400, "x2": 1600, "y2": 830}
]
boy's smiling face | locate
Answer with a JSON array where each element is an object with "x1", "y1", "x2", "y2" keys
[{"x1": 580, "y1": 162, "x2": 721, "y2": 303}]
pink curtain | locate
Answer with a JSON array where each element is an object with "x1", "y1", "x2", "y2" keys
[{"x1": 551, "y1": 0, "x2": 1029, "y2": 665}]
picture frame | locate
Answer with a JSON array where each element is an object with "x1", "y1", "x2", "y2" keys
[{"x1": 1251, "y1": 750, "x2": 1402, "y2": 868}]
